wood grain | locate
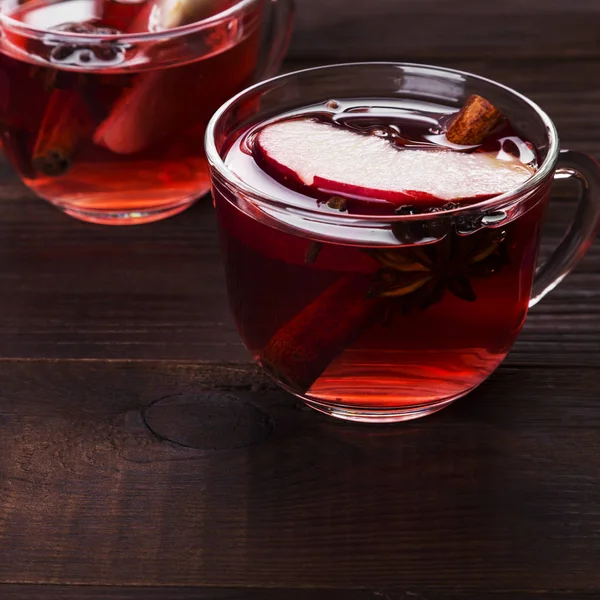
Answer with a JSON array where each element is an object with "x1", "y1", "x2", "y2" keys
[
  {"x1": 1, "y1": 587, "x2": 599, "y2": 600},
  {"x1": 0, "y1": 360, "x2": 599, "y2": 592},
  {"x1": 0, "y1": 588, "x2": 396, "y2": 600},
  {"x1": 288, "y1": 0, "x2": 600, "y2": 62}
]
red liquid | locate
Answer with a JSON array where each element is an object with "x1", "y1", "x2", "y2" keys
[
  {"x1": 215, "y1": 99, "x2": 549, "y2": 419},
  {"x1": 0, "y1": 0, "x2": 261, "y2": 223}
]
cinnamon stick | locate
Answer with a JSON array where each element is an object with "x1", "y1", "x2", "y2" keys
[
  {"x1": 32, "y1": 89, "x2": 90, "y2": 177},
  {"x1": 304, "y1": 241, "x2": 322, "y2": 265},
  {"x1": 258, "y1": 96, "x2": 504, "y2": 395},
  {"x1": 445, "y1": 94, "x2": 502, "y2": 145},
  {"x1": 260, "y1": 275, "x2": 380, "y2": 393}
]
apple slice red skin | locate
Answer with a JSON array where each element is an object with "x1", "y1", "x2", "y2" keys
[{"x1": 252, "y1": 124, "x2": 496, "y2": 215}]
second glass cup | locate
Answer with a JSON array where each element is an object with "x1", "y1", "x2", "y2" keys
[
  {"x1": 0, "y1": 0, "x2": 293, "y2": 224},
  {"x1": 206, "y1": 62, "x2": 600, "y2": 423}
]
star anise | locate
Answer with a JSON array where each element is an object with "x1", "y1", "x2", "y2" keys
[
  {"x1": 303, "y1": 198, "x2": 509, "y2": 315},
  {"x1": 366, "y1": 227, "x2": 509, "y2": 313}
]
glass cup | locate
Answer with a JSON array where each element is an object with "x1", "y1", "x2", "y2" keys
[
  {"x1": 206, "y1": 62, "x2": 600, "y2": 423},
  {"x1": 0, "y1": 0, "x2": 294, "y2": 224}
]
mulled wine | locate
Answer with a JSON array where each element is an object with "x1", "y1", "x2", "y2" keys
[
  {"x1": 0, "y1": 0, "x2": 264, "y2": 223},
  {"x1": 214, "y1": 96, "x2": 548, "y2": 419}
]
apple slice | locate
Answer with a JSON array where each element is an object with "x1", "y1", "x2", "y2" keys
[
  {"x1": 127, "y1": 0, "x2": 232, "y2": 32},
  {"x1": 94, "y1": 0, "x2": 231, "y2": 154},
  {"x1": 253, "y1": 118, "x2": 535, "y2": 207}
]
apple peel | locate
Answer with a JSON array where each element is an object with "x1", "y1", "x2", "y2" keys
[
  {"x1": 253, "y1": 118, "x2": 534, "y2": 205},
  {"x1": 93, "y1": 0, "x2": 229, "y2": 154}
]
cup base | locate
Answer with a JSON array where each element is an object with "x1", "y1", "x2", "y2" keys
[
  {"x1": 52, "y1": 197, "x2": 198, "y2": 225},
  {"x1": 302, "y1": 396, "x2": 461, "y2": 423}
]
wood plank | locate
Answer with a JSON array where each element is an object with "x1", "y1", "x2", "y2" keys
[
  {"x1": 0, "y1": 588, "x2": 379, "y2": 600},
  {"x1": 0, "y1": 360, "x2": 599, "y2": 591},
  {"x1": 288, "y1": 0, "x2": 600, "y2": 61},
  {"x1": 0, "y1": 175, "x2": 249, "y2": 362},
  {"x1": 1, "y1": 585, "x2": 598, "y2": 600}
]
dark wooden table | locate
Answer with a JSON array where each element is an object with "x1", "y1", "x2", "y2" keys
[{"x1": 1, "y1": 2, "x2": 600, "y2": 598}]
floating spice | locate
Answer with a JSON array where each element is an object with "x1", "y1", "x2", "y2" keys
[
  {"x1": 327, "y1": 196, "x2": 348, "y2": 211},
  {"x1": 446, "y1": 94, "x2": 502, "y2": 145}
]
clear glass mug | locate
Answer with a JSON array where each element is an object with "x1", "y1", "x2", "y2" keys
[
  {"x1": 0, "y1": 0, "x2": 293, "y2": 224},
  {"x1": 206, "y1": 62, "x2": 600, "y2": 423}
]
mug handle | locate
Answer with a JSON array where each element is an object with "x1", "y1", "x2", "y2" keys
[
  {"x1": 255, "y1": 0, "x2": 295, "y2": 79},
  {"x1": 529, "y1": 149, "x2": 600, "y2": 307}
]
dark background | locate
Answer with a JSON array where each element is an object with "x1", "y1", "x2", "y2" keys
[
  {"x1": 0, "y1": 1, "x2": 599, "y2": 599},
  {"x1": 290, "y1": 0, "x2": 600, "y2": 63}
]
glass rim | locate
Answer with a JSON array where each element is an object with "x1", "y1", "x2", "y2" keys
[
  {"x1": 205, "y1": 61, "x2": 560, "y2": 223},
  {"x1": 0, "y1": 0, "x2": 256, "y2": 42}
]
